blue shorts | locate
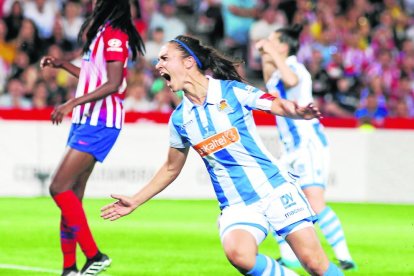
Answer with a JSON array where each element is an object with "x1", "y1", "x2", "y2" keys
[{"x1": 67, "y1": 123, "x2": 121, "y2": 162}]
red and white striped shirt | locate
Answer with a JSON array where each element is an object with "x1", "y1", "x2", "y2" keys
[{"x1": 72, "y1": 23, "x2": 129, "y2": 129}]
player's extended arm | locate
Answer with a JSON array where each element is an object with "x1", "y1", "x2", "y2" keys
[
  {"x1": 270, "y1": 97, "x2": 321, "y2": 120},
  {"x1": 51, "y1": 60, "x2": 124, "y2": 124},
  {"x1": 40, "y1": 56, "x2": 80, "y2": 78},
  {"x1": 101, "y1": 147, "x2": 190, "y2": 221}
]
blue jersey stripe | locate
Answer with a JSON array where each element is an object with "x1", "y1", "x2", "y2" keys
[
  {"x1": 226, "y1": 84, "x2": 284, "y2": 186},
  {"x1": 193, "y1": 107, "x2": 208, "y2": 138},
  {"x1": 171, "y1": 108, "x2": 190, "y2": 145},
  {"x1": 213, "y1": 148, "x2": 260, "y2": 204},
  {"x1": 202, "y1": 158, "x2": 229, "y2": 208},
  {"x1": 276, "y1": 80, "x2": 301, "y2": 148},
  {"x1": 202, "y1": 105, "x2": 231, "y2": 207},
  {"x1": 313, "y1": 123, "x2": 328, "y2": 147}
]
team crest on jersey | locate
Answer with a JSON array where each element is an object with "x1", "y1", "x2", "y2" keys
[
  {"x1": 107, "y1": 38, "x2": 123, "y2": 52},
  {"x1": 217, "y1": 99, "x2": 234, "y2": 114}
]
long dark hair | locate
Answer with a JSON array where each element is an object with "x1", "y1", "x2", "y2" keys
[
  {"x1": 78, "y1": 0, "x2": 145, "y2": 60},
  {"x1": 276, "y1": 24, "x2": 303, "y2": 56},
  {"x1": 171, "y1": 35, "x2": 244, "y2": 82}
]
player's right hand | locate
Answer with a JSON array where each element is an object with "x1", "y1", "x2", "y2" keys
[
  {"x1": 40, "y1": 56, "x2": 63, "y2": 69},
  {"x1": 101, "y1": 194, "x2": 138, "y2": 221}
]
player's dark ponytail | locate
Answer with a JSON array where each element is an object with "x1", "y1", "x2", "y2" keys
[
  {"x1": 171, "y1": 35, "x2": 244, "y2": 82},
  {"x1": 78, "y1": 0, "x2": 145, "y2": 60},
  {"x1": 276, "y1": 24, "x2": 304, "y2": 56}
]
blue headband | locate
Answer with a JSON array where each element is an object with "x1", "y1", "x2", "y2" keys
[{"x1": 173, "y1": 39, "x2": 203, "y2": 69}]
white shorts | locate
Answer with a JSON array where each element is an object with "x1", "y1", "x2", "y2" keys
[
  {"x1": 281, "y1": 141, "x2": 330, "y2": 190},
  {"x1": 218, "y1": 182, "x2": 316, "y2": 244}
]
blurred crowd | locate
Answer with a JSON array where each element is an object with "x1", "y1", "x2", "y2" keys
[{"x1": 1, "y1": 0, "x2": 414, "y2": 124}]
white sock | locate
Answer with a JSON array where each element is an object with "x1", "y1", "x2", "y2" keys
[{"x1": 318, "y1": 206, "x2": 353, "y2": 261}]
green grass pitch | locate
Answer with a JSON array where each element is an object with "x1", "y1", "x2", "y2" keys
[{"x1": 0, "y1": 198, "x2": 413, "y2": 275}]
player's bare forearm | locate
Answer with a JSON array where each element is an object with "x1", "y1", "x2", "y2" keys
[
  {"x1": 51, "y1": 61, "x2": 124, "y2": 124},
  {"x1": 61, "y1": 61, "x2": 80, "y2": 78},
  {"x1": 271, "y1": 98, "x2": 321, "y2": 120},
  {"x1": 131, "y1": 147, "x2": 188, "y2": 206},
  {"x1": 100, "y1": 147, "x2": 189, "y2": 221}
]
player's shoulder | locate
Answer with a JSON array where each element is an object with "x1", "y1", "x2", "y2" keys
[
  {"x1": 104, "y1": 25, "x2": 128, "y2": 40},
  {"x1": 170, "y1": 102, "x2": 185, "y2": 122}
]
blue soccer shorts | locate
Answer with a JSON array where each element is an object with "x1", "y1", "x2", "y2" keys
[{"x1": 67, "y1": 123, "x2": 121, "y2": 162}]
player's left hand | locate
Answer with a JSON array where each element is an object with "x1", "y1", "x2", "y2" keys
[
  {"x1": 51, "y1": 101, "x2": 74, "y2": 125},
  {"x1": 101, "y1": 194, "x2": 138, "y2": 221},
  {"x1": 296, "y1": 103, "x2": 322, "y2": 120}
]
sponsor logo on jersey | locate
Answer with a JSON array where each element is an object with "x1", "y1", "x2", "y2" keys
[
  {"x1": 284, "y1": 207, "x2": 304, "y2": 218},
  {"x1": 217, "y1": 99, "x2": 234, "y2": 114},
  {"x1": 181, "y1": 119, "x2": 194, "y2": 130},
  {"x1": 193, "y1": 127, "x2": 240, "y2": 157},
  {"x1": 280, "y1": 192, "x2": 297, "y2": 209},
  {"x1": 107, "y1": 38, "x2": 123, "y2": 52}
]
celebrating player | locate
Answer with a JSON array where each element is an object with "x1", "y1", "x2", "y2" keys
[
  {"x1": 101, "y1": 35, "x2": 343, "y2": 276},
  {"x1": 256, "y1": 24, "x2": 356, "y2": 270},
  {"x1": 39, "y1": 1, "x2": 145, "y2": 275}
]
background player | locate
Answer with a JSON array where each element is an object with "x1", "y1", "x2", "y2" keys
[
  {"x1": 256, "y1": 24, "x2": 356, "y2": 270},
  {"x1": 101, "y1": 35, "x2": 343, "y2": 276},
  {"x1": 39, "y1": 0, "x2": 145, "y2": 275}
]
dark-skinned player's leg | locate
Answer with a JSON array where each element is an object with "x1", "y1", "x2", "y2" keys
[{"x1": 50, "y1": 149, "x2": 100, "y2": 273}]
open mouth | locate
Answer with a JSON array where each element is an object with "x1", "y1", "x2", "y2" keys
[{"x1": 160, "y1": 72, "x2": 171, "y2": 82}]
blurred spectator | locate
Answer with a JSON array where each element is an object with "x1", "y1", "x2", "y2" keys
[
  {"x1": 131, "y1": 0, "x2": 148, "y2": 40},
  {"x1": 0, "y1": 0, "x2": 414, "y2": 122},
  {"x1": 8, "y1": 50, "x2": 30, "y2": 79},
  {"x1": 194, "y1": 0, "x2": 224, "y2": 48},
  {"x1": 0, "y1": 18, "x2": 15, "y2": 65},
  {"x1": 324, "y1": 77, "x2": 360, "y2": 118},
  {"x1": 0, "y1": 0, "x2": 4, "y2": 18},
  {"x1": 144, "y1": 27, "x2": 164, "y2": 67},
  {"x1": 15, "y1": 18, "x2": 44, "y2": 64},
  {"x1": 31, "y1": 79, "x2": 49, "y2": 109},
  {"x1": 23, "y1": 0, "x2": 57, "y2": 39},
  {"x1": 0, "y1": 77, "x2": 31, "y2": 109},
  {"x1": 3, "y1": 0, "x2": 24, "y2": 42},
  {"x1": 248, "y1": 2, "x2": 287, "y2": 70},
  {"x1": 123, "y1": 82, "x2": 153, "y2": 112},
  {"x1": 221, "y1": 0, "x2": 258, "y2": 62},
  {"x1": 306, "y1": 49, "x2": 332, "y2": 107},
  {"x1": 61, "y1": 0, "x2": 84, "y2": 47},
  {"x1": 149, "y1": 0, "x2": 187, "y2": 42},
  {"x1": 149, "y1": 77, "x2": 181, "y2": 112},
  {"x1": 355, "y1": 92, "x2": 388, "y2": 125}
]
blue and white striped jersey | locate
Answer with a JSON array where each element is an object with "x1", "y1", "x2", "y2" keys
[
  {"x1": 266, "y1": 55, "x2": 328, "y2": 152},
  {"x1": 169, "y1": 77, "x2": 286, "y2": 209}
]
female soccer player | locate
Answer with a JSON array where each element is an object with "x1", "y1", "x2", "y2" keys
[
  {"x1": 256, "y1": 24, "x2": 356, "y2": 270},
  {"x1": 39, "y1": 1, "x2": 145, "y2": 275},
  {"x1": 101, "y1": 35, "x2": 343, "y2": 276}
]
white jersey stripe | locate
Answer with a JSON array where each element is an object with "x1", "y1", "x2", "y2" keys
[
  {"x1": 105, "y1": 96, "x2": 114, "y2": 128},
  {"x1": 90, "y1": 99, "x2": 103, "y2": 126},
  {"x1": 71, "y1": 22, "x2": 129, "y2": 129},
  {"x1": 115, "y1": 98, "x2": 122, "y2": 129},
  {"x1": 169, "y1": 77, "x2": 286, "y2": 208}
]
